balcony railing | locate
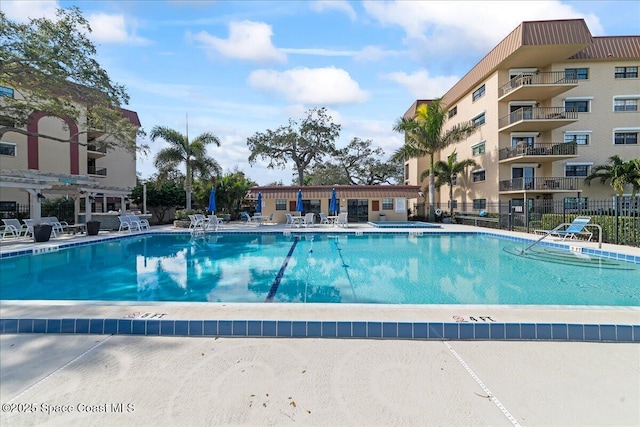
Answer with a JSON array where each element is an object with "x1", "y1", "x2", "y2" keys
[
  {"x1": 499, "y1": 71, "x2": 578, "y2": 97},
  {"x1": 87, "y1": 143, "x2": 107, "y2": 153},
  {"x1": 499, "y1": 177, "x2": 578, "y2": 192},
  {"x1": 499, "y1": 142, "x2": 578, "y2": 161},
  {"x1": 499, "y1": 107, "x2": 578, "y2": 129},
  {"x1": 88, "y1": 166, "x2": 107, "y2": 176}
]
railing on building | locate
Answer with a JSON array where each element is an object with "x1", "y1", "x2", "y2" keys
[
  {"x1": 87, "y1": 166, "x2": 107, "y2": 176},
  {"x1": 498, "y1": 107, "x2": 578, "y2": 129},
  {"x1": 499, "y1": 71, "x2": 578, "y2": 97},
  {"x1": 87, "y1": 143, "x2": 107, "y2": 153},
  {"x1": 499, "y1": 177, "x2": 578, "y2": 192},
  {"x1": 498, "y1": 142, "x2": 578, "y2": 160}
]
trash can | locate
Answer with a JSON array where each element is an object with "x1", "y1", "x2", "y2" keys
[
  {"x1": 379, "y1": 214, "x2": 387, "y2": 222},
  {"x1": 86, "y1": 221, "x2": 100, "y2": 236},
  {"x1": 33, "y1": 224, "x2": 53, "y2": 242}
]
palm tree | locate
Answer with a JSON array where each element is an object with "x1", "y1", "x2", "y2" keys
[
  {"x1": 149, "y1": 126, "x2": 221, "y2": 210},
  {"x1": 392, "y1": 98, "x2": 476, "y2": 221},
  {"x1": 584, "y1": 155, "x2": 640, "y2": 197},
  {"x1": 427, "y1": 149, "x2": 477, "y2": 216}
]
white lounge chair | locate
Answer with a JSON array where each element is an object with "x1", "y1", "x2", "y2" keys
[
  {"x1": 42, "y1": 216, "x2": 68, "y2": 234},
  {"x1": 128, "y1": 214, "x2": 150, "y2": 230},
  {"x1": 285, "y1": 213, "x2": 294, "y2": 227},
  {"x1": 336, "y1": 212, "x2": 348, "y2": 228},
  {"x1": 118, "y1": 215, "x2": 132, "y2": 233},
  {"x1": 1, "y1": 218, "x2": 29, "y2": 239}
]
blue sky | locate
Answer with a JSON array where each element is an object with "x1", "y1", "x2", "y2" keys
[{"x1": 3, "y1": 0, "x2": 639, "y2": 185}]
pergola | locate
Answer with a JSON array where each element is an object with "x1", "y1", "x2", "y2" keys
[{"x1": 0, "y1": 169, "x2": 132, "y2": 222}]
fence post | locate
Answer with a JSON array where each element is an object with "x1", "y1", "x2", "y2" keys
[{"x1": 614, "y1": 194, "x2": 620, "y2": 245}]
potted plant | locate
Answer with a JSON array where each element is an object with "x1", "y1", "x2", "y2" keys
[
  {"x1": 33, "y1": 224, "x2": 53, "y2": 242},
  {"x1": 86, "y1": 220, "x2": 100, "y2": 236}
]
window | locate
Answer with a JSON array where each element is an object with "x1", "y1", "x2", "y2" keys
[
  {"x1": 564, "y1": 100, "x2": 590, "y2": 112},
  {"x1": 564, "y1": 68, "x2": 589, "y2": 80},
  {"x1": 565, "y1": 163, "x2": 591, "y2": 177},
  {"x1": 473, "y1": 199, "x2": 486, "y2": 210},
  {"x1": 0, "y1": 201, "x2": 17, "y2": 212},
  {"x1": 614, "y1": 97, "x2": 638, "y2": 112},
  {"x1": 471, "y1": 169, "x2": 486, "y2": 182},
  {"x1": 275, "y1": 199, "x2": 286, "y2": 210},
  {"x1": 448, "y1": 106, "x2": 457, "y2": 118},
  {"x1": 472, "y1": 85, "x2": 485, "y2": 101},
  {"x1": 0, "y1": 86, "x2": 14, "y2": 97},
  {"x1": 564, "y1": 197, "x2": 588, "y2": 210},
  {"x1": 614, "y1": 132, "x2": 638, "y2": 145},
  {"x1": 404, "y1": 163, "x2": 409, "y2": 180},
  {"x1": 382, "y1": 198, "x2": 393, "y2": 210},
  {"x1": 564, "y1": 132, "x2": 590, "y2": 145},
  {"x1": 0, "y1": 142, "x2": 16, "y2": 156},
  {"x1": 472, "y1": 141, "x2": 486, "y2": 156},
  {"x1": 472, "y1": 113, "x2": 485, "y2": 127},
  {"x1": 615, "y1": 66, "x2": 638, "y2": 79}
]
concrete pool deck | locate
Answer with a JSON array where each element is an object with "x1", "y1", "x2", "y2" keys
[{"x1": 1, "y1": 222, "x2": 639, "y2": 425}]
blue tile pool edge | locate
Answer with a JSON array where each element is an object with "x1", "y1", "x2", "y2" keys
[{"x1": 1, "y1": 318, "x2": 637, "y2": 343}]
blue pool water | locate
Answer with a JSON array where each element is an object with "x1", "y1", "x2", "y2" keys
[
  {"x1": 0, "y1": 233, "x2": 638, "y2": 306},
  {"x1": 368, "y1": 221, "x2": 439, "y2": 228}
]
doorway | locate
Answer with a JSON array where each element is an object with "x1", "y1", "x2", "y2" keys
[{"x1": 347, "y1": 199, "x2": 368, "y2": 222}]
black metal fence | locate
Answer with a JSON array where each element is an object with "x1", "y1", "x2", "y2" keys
[
  {"x1": 0, "y1": 201, "x2": 76, "y2": 224},
  {"x1": 417, "y1": 196, "x2": 640, "y2": 247}
]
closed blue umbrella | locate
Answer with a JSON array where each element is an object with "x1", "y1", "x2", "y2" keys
[
  {"x1": 296, "y1": 189, "x2": 303, "y2": 213},
  {"x1": 256, "y1": 192, "x2": 262, "y2": 213},
  {"x1": 329, "y1": 188, "x2": 338, "y2": 215},
  {"x1": 208, "y1": 188, "x2": 216, "y2": 213}
]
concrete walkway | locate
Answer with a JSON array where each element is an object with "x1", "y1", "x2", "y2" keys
[{"x1": 1, "y1": 334, "x2": 638, "y2": 426}]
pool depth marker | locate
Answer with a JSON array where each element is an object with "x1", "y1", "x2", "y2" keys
[{"x1": 266, "y1": 237, "x2": 299, "y2": 302}]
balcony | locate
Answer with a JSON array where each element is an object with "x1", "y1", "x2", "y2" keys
[
  {"x1": 86, "y1": 143, "x2": 107, "y2": 159},
  {"x1": 499, "y1": 177, "x2": 578, "y2": 193},
  {"x1": 499, "y1": 142, "x2": 578, "y2": 163},
  {"x1": 498, "y1": 107, "x2": 578, "y2": 132},
  {"x1": 88, "y1": 166, "x2": 107, "y2": 177},
  {"x1": 498, "y1": 71, "x2": 578, "y2": 102}
]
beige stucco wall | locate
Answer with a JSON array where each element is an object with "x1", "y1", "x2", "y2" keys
[
  {"x1": 410, "y1": 55, "x2": 639, "y2": 211},
  {"x1": 258, "y1": 197, "x2": 409, "y2": 224},
  {"x1": 1, "y1": 101, "x2": 138, "y2": 206}
]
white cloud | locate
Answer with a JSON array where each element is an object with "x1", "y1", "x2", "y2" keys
[
  {"x1": 248, "y1": 67, "x2": 369, "y2": 105},
  {"x1": 193, "y1": 20, "x2": 286, "y2": 64},
  {"x1": 1, "y1": 0, "x2": 59, "y2": 23},
  {"x1": 354, "y1": 45, "x2": 404, "y2": 62},
  {"x1": 382, "y1": 70, "x2": 460, "y2": 99},
  {"x1": 311, "y1": 0, "x2": 357, "y2": 21},
  {"x1": 363, "y1": 1, "x2": 604, "y2": 54},
  {"x1": 87, "y1": 13, "x2": 150, "y2": 45}
]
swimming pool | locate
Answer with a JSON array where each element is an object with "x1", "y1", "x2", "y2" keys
[
  {"x1": 368, "y1": 221, "x2": 439, "y2": 228},
  {"x1": 1, "y1": 233, "x2": 638, "y2": 306}
]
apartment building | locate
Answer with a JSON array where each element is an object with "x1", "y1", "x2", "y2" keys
[
  {"x1": 403, "y1": 19, "x2": 639, "y2": 214},
  {"x1": 0, "y1": 84, "x2": 141, "y2": 219}
]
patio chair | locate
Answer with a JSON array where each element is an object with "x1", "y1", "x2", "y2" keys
[
  {"x1": 188, "y1": 215, "x2": 199, "y2": 230},
  {"x1": 302, "y1": 212, "x2": 316, "y2": 228},
  {"x1": 206, "y1": 215, "x2": 224, "y2": 231},
  {"x1": 128, "y1": 214, "x2": 150, "y2": 230},
  {"x1": 336, "y1": 212, "x2": 349, "y2": 228},
  {"x1": 319, "y1": 212, "x2": 331, "y2": 225},
  {"x1": 2, "y1": 218, "x2": 29, "y2": 239},
  {"x1": 285, "y1": 213, "x2": 294, "y2": 227},
  {"x1": 118, "y1": 215, "x2": 133, "y2": 233},
  {"x1": 42, "y1": 216, "x2": 69, "y2": 234},
  {"x1": 534, "y1": 216, "x2": 593, "y2": 241}
]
